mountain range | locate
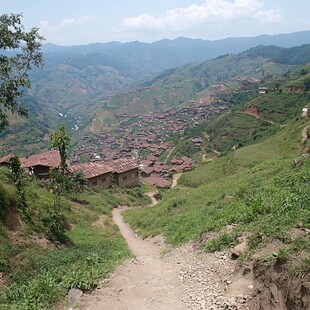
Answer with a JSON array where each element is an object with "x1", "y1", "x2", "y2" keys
[{"x1": 1, "y1": 31, "x2": 310, "y2": 156}]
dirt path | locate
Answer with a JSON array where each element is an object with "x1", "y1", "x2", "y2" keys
[
  {"x1": 81, "y1": 207, "x2": 187, "y2": 310},
  {"x1": 171, "y1": 173, "x2": 182, "y2": 188},
  {"x1": 164, "y1": 146, "x2": 176, "y2": 164},
  {"x1": 79, "y1": 193, "x2": 253, "y2": 310},
  {"x1": 302, "y1": 126, "x2": 309, "y2": 142},
  {"x1": 146, "y1": 192, "x2": 158, "y2": 206}
]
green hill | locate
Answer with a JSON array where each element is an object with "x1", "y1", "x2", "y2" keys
[
  {"x1": 1, "y1": 45, "x2": 307, "y2": 155},
  {"x1": 86, "y1": 48, "x2": 299, "y2": 134},
  {"x1": 122, "y1": 68, "x2": 310, "y2": 309},
  {"x1": 0, "y1": 169, "x2": 150, "y2": 309}
]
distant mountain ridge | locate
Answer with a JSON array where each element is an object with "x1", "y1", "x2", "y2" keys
[
  {"x1": 2, "y1": 42, "x2": 309, "y2": 156},
  {"x1": 42, "y1": 30, "x2": 310, "y2": 72},
  {"x1": 28, "y1": 31, "x2": 310, "y2": 111}
]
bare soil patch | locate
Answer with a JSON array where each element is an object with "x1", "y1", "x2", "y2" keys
[{"x1": 79, "y1": 208, "x2": 252, "y2": 310}]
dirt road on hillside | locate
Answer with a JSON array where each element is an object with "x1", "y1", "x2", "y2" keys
[
  {"x1": 79, "y1": 203, "x2": 253, "y2": 310},
  {"x1": 81, "y1": 206, "x2": 187, "y2": 310}
]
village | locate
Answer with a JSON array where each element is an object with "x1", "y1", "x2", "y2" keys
[
  {"x1": 0, "y1": 101, "x2": 228, "y2": 189},
  {"x1": 70, "y1": 100, "x2": 228, "y2": 187}
]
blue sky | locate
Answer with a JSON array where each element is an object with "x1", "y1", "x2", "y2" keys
[{"x1": 1, "y1": 0, "x2": 310, "y2": 45}]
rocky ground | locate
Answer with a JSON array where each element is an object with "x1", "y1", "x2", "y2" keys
[{"x1": 73, "y1": 207, "x2": 253, "y2": 310}]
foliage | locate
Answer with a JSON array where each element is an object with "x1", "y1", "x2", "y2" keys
[
  {"x1": 0, "y1": 13, "x2": 44, "y2": 131},
  {"x1": 9, "y1": 156, "x2": 25, "y2": 208},
  {"x1": 50, "y1": 125, "x2": 70, "y2": 173},
  {"x1": 204, "y1": 233, "x2": 237, "y2": 252},
  {"x1": 0, "y1": 173, "x2": 150, "y2": 309},
  {"x1": 49, "y1": 125, "x2": 71, "y2": 211}
]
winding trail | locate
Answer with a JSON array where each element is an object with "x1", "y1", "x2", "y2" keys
[
  {"x1": 81, "y1": 200, "x2": 187, "y2": 310},
  {"x1": 302, "y1": 126, "x2": 309, "y2": 142},
  {"x1": 79, "y1": 192, "x2": 252, "y2": 310},
  {"x1": 171, "y1": 173, "x2": 182, "y2": 188}
]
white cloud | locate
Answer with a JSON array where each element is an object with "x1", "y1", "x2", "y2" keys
[
  {"x1": 254, "y1": 9, "x2": 281, "y2": 23},
  {"x1": 39, "y1": 20, "x2": 50, "y2": 28},
  {"x1": 122, "y1": 0, "x2": 280, "y2": 31},
  {"x1": 60, "y1": 18, "x2": 75, "y2": 27}
]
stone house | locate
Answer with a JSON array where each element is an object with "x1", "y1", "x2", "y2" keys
[{"x1": 70, "y1": 162, "x2": 113, "y2": 188}]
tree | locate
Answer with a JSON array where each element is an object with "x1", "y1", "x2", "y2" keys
[
  {"x1": 9, "y1": 155, "x2": 25, "y2": 209},
  {"x1": 50, "y1": 125, "x2": 70, "y2": 210},
  {"x1": 0, "y1": 13, "x2": 44, "y2": 131},
  {"x1": 51, "y1": 125, "x2": 71, "y2": 174}
]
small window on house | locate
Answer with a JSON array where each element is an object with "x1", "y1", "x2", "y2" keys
[
  {"x1": 102, "y1": 177, "x2": 106, "y2": 182},
  {"x1": 122, "y1": 176, "x2": 127, "y2": 181},
  {"x1": 136, "y1": 171, "x2": 139, "y2": 177}
]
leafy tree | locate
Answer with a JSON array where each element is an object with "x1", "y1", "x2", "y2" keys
[
  {"x1": 50, "y1": 125, "x2": 70, "y2": 174},
  {"x1": 304, "y1": 78, "x2": 310, "y2": 92},
  {"x1": 0, "y1": 13, "x2": 44, "y2": 131},
  {"x1": 49, "y1": 125, "x2": 70, "y2": 211}
]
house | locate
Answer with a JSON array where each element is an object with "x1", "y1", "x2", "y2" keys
[
  {"x1": 258, "y1": 87, "x2": 268, "y2": 95},
  {"x1": 144, "y1": 176, "x2": 171, "y2": 188},
  {"x1": 22, "y1": 150, "x2": 61, "y2": 179},
  {"x1": 70, "y1": 162, "x2": 113, "y2": 188},
  {"x1": 0, "y1": 154, "x2": 27, "y2": 169},
  {"x1": 0, "y1": 154, "x2": 15, "y2": 168},
  {"x1": 302, "y1": 107, "x2": 309, "y2": 117},
  {"x1": 106, "y1": 158, "x2": 139, "y2": 188}
]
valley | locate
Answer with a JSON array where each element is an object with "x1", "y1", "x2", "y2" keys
[{"x1": 0, "y1": 34, "x2": 309, "y2": 310}]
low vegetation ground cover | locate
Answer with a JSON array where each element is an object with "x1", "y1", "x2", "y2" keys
[
  {"x1": 123, "y1": 118, "x2": 310, "y2": 274},
  {"x1": 0, "y1": 170, "x2": 151, "y2": 310}
]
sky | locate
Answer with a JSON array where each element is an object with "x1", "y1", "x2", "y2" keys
[{"x1": 1, "y1": 0, "x2": 310, "y2": 46}]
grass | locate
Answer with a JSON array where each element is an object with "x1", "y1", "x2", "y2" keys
[
  {"x1": 123, "y1": 118, "x2": 310, "y2": 266},
  {"x1": 0, "y1": 171, "x2": 151, "y2": 310},
  {"x1": 124, "y1": 156, "x2": 310, "y2": 251},
  {"x1": 178, "y1": 118, "x2": 308, "y2": 187},
  {"x1": 1, "y1": 223, "x2": 131, "y2": 310}
]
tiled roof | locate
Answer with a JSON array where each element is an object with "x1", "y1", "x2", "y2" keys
[
  {"x1": 0, "y1": 154, "x2": 15, "y2": 164},
  {"x1": 144, "y1": 176, "x2": 171, "y2": 188},
  {"x1": 22, "y1": 150, "x2": 61, "y2": 168},
  {"x1": 70, "y1": 162, "x2": 112, "y2": 179},
  {"x1": 106, "y1": 158, "x2": 138, "y2": 174}
]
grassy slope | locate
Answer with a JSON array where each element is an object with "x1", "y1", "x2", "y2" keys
[
  {"x1": 116, "y1": 64, "x2": 310, "y2": 278},
  {"x1": 124, "y1": 116, "x2": 309, "y2": 271},
  {"x1": 0, "y1": 170, "x2": 151, "y2": 310}
]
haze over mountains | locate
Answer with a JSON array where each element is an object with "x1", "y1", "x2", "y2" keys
[
  {"x1": 1, "y1": 31, "x2": 310, "y2": 156},
  {"x1": 40, "y1": 30, "x2": 310, "y2": 80},
  {"x1": 28, "y1": 31, "x2": 310, "y2": 109}
]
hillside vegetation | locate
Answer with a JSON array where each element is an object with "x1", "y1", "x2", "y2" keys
[
  {"x1": 123, "y1": 67, "x2": 310, "y2": 308},
  {"x1": 2, "y1": 44, "x2": 309, "y2": 156},
  {"x1": 89, "y1": 49, "x2": 300, "y2": 134},
  {"x1": 0, "y1": 170, "x2": 150, "y2": 310}
]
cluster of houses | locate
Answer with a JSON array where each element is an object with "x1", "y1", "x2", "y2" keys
[
  {"x1": 71, "y1": 102, "x2": 228, "y2": 164},
  {"x1": 139, "y1": 154, "x2": 193, "y2": 188},
  {"x1": 0, "y1": 149, "x2": 194, "y2": 189},
  {"x1": 0, "y1": 151, "x2": 140, "y2": 189}
]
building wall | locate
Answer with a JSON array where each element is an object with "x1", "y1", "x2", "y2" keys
[
  {"x1": 89, "y1": 172, "x2": 113, "y2": 189},
  {"x1": 32, "y1": 165, "x2": 51, "y2": 179},
  {"x1": 0, "y1": 162, "x2": 11, "y2": 169},
  {"x1": 115, "y1": 168, "x2": 139, "y2": 188}
]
